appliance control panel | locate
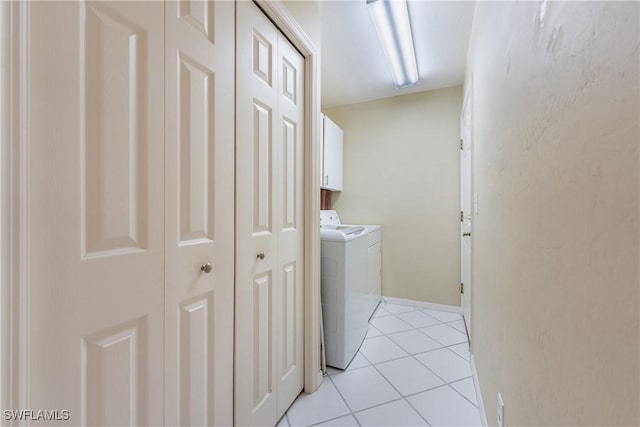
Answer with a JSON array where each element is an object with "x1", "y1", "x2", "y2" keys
[{"x1": 320, "y1": 210, "x2": 341, "y2": 226}]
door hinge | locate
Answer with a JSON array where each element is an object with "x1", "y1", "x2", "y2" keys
[
  {"x1": 460, "y1": 139, "x2": 463, "y2": 150},
  {"x1": 461, "y1": 283, "x2": 464, "y2": 294},
  {"x1": 460, "y1": 211, "x2": 464, "y2": 222}
]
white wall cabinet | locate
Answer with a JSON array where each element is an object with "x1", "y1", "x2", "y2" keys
[{"x1": 322, "y1": 115, "x2": 343, "y2": 191}]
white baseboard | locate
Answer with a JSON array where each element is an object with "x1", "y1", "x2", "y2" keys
[
  {"x1": 470, "y1": 354, "x2": 488, "y2": 427},
  {"x1": 383, "y1": 296, "x2": 462, "y2": 314}
]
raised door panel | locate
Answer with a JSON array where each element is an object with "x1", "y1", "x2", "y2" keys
[
  {"x1": 165, "y1": 1, "x2": 235, "y2": 426},
  {"x1": 253, "y1": 273, "x2": 274, "y2": 408},
  {"x1": 246, "y1": 94, "x2": 277, "y2": 418},
  {"x1": 280, "y1": 262, "x2": 297, "y2": 379},
  {"x1": 275, "y1": 33, "x2": 305, "y2": 418},
  {"x1": 177, "y1": 53, "x2": 215, "y2": 244},
  {"x1": 27, "y1": 1, "x2": 164, "y2": 424},
  {"x1": 83, "y1": 3, "x2": 149, "y2": 257},
  {"x1": 236, "y1": 3, "x2": 306, "y2": 425},
  {"x1": 282, "y1": 119, "x2": 297, "y2": 231},
  {"x1": 253, "y1": 101, "x2": 274, "y2": 234},
  {"x1": 178, "y1": 0, "x2": 214, "y2": 42},
  {"x1": 178, "y1": 294, "x2": 214, "y2": 426},
  {"x1": 235, "y1": 2, "x2": 279, "y2": 425},
  {"x1": 84, "y1": 319, "x2": 147, "y2": 426}
]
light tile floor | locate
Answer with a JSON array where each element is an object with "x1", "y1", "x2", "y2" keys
[{"x1": 278, "y1": 301, "x2": 482, "y2": 427}]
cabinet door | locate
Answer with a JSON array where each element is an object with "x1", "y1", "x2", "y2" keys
[
  {"x1": 27, "y1": 2, "x2": 164, "y2": 424},
  {"x1": 164, "y1": 1, "x2": 235, "y2": 426},
  {"x1": 322, "y1": 115, "x2": 343, "y2": 191}
]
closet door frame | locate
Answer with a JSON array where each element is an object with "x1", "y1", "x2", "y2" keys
[
  {"x1": 1, "y1": 0, "x2": 29, "y2": 415},
  {"x1": 0, "y1": 0, "x2": 323, "y2": 411},
  {"x1": 245, "y1": 0, "x2": 323, "y2": 394}
]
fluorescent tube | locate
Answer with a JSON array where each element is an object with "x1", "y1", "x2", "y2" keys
[{"x1": 367, "y1": 0, "x2": 419, "y2": 88}]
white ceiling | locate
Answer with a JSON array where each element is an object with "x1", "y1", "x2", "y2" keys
[{"x1": 320, "y1": 0, "x2": 476, "y2": 108}]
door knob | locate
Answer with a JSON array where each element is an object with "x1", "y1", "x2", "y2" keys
[
  {"x1": 200, "y1": 263, "x2": 213, "y2": 273},
  {"x1": 463, "y1": 232, "x2": 471, "y2": 237},
  {"x1": 257, "y1": 252, "x2": 265, "y2": 260}
]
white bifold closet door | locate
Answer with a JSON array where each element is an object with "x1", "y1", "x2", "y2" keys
[
  {"x1": 27, "y1": 2, "x2": 165, "y2": 424},
  {"x1": 235, "y1": 1, "x2": 306, "y2": 426},
  {"x1": 26, "y1": 1, "x2": 235, "y2": 425},
  {"x1": 164, "y1": 1, "x2": 235, "y2": 426}
]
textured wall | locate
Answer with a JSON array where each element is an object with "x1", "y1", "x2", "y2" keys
[
  {"x1": 465, "y1": 1, "x2": 639, "y2": 425},
  {"x1": 326, "y1": 87, "x2": 463, "y2": 306}
]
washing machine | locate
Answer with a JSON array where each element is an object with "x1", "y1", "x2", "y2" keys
[
  {"x1": 320, "y1": 221, "x2": 369, "y2": 369},
  {"x1": 321, "y1": 210, "x2": 383, "y2": 320}
]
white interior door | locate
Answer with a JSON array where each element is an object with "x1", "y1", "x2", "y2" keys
[
  {"x1": 460, "y1": 84, "x2": 473, "y2": 338},
  {"x1": 164, "y1": 1, "x2": 235, "y2": 426},
  {"x1": 275, "y1": 27, "x2": 305, "y2": 417},
  {"x1": 235, "y1": 2, "x2": 305, "y2": 425},
  {"x1": 27, "y1": 2, "x2": 165, "y2": 424}
]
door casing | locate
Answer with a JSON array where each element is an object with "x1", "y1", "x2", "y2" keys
[
  {"x1": 0, "y1": 0, "x2": 323, "y2": 415},
  {"x1": 460, "y1": 77, "x2": 474, "y2": 343},
  {"x1": 1, "y1": 1, "x2": 29, "y2": 417},
  {"x1": 255, "y1": 0, "x2": 323, "y2": 394}
]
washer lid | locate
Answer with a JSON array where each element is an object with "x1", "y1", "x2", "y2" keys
[
  {"x1": 323, "y1": 225, "x2": 365, "y2": 235},
  {"x1": 320, "y1": 225, "x2": 367, "y2": 242}
]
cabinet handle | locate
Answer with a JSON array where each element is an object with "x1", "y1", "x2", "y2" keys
[{"x1": 324, "y1": 176, "x2": 328, "y2": 186}]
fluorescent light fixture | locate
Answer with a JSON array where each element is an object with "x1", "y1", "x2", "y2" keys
[{"x1": 367, "y1": 0, "x2": 419, "y2": 88}]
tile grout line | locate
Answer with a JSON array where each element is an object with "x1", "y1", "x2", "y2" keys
[
  {"x1": 344, "y1": 347, "x2": 434, "y2": 426},
  {"x1": 325, "y1": 368, "x2": 360, "y2": 425},
  {"x1": 374, "y1": 303, "x2": 480, "y2": 416},
  {"x1": 363, "y1": 309, "x2": 472, "y2": 385},
  {"x1": 359, "y1": 339, "x2": 469, "y2": 368},
  {"x1": 306, "y1": 411, "x2": 357, "y2": 427},
  {"x1": 377, "y1": 304, "x2": 479, "y2": 423},
  {"x1": 365, "y1": 307, "x2": 476, "y2": 422},
  {"x1": 380, "y1": 335, "x2": 473, "y2": 397},
  {"x1": 403, "y1": 395, "x2": 434, "y2": 427},
  {"x1": 385, "y1": 329, "x2": 445, "y2": 355},
  {"x1": 448, "y1": 377, "x2": 481, "y2": 409},
  {"x1": 375, "y1": 308, "x2": 482, "y2": 420},
  {"x1": 415, "y1": 325, "x2": 469, "y2": 345},
  {"x1": 330, "y1": 351, "x2": 402, "y2": 418},
  {"x1": 373, "y1": 307, "x2": 467, "y2": 343},
  {"x1": 359, "y1": 350, "x2": 433, "y2": 426},
  {"x1": 296, "y1": 304, "x2": 479, "y2": 426},
  {"x1": 372, "y1": 308, "x2": 477, "y2": 396},
  {"x1": 332, "y1": 347, "x2": 446, "y2": 424},
  {"x1": 410, "y1": 345, "x2": 472, "y2": 387}
]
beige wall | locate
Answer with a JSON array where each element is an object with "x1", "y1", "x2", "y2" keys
[
  {"x1": 326, "y1": 87, "x2": 463, "y2": 306},
  {"x1": 465, "y1": 2, "x2": 639, "y2": 425},
  {"x1": 282, "y1": 0, "x2": 321, "y2": 51}
]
